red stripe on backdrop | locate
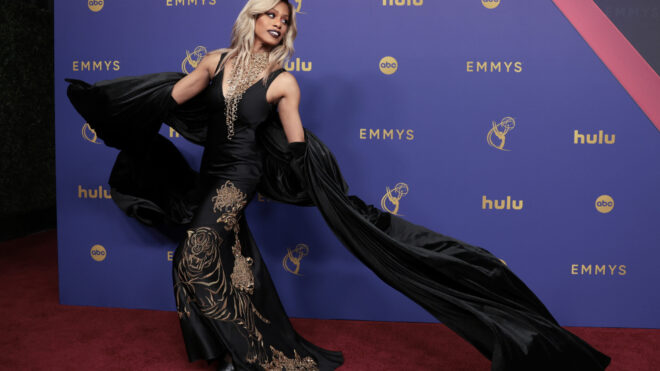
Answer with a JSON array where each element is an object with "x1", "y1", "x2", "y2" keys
[{"x1": 553, "y1": 0, "x2": 660, "y2": 131}]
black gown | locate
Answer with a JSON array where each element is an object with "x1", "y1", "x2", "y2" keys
[
  {"x1": 65, "y1": 55, "x2": 611, "y2": 371},
  {"x1": 169, "y1": 58, "x2": 344, "y2": 370}
]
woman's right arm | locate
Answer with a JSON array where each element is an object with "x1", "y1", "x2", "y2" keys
[{"x1": 170, "y1": 53, "x2": 221, "y2": 104}]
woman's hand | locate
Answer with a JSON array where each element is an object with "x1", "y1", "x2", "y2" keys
[
  {"x1": 170, "y1": 54, "x2": 220, "y2": 105},
  {"x1": 269, "y1": 71, "x2": 305, "y2": 143}
]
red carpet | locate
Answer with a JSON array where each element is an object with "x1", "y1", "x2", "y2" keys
[{"x1": 0, "y1": 230, "x2": 658, "y2": 370}]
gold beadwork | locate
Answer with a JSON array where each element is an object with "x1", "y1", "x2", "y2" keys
[
  {"x1": 224, "y1": 53, "x2": 269, "y2": 140},
  {"x1": 212, "y1": 180, "x2": 248, "y2": 229},
  {"x1": 230, "y1": 239, "x2": 255, "y2": 294},
  {"x1": 261, "y1": 346, "x2": 320, "y2": 371}
]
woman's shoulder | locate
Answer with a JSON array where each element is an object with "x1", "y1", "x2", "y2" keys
[
  {"x1": 268, "y1": 70, "x2": 300, "y2": 100},
  {"x1": 203, "y1": 51, "x2": 224, "y2": 66},
  {"x1": 196, "y1": 52, "x2": 223, "y2": 77},
  {"x1": 270, "y1": 69, "x2": 296, "y2": 85},
  {"x1": 206, "y1": 48, "x2": 229, "y2": 59}
]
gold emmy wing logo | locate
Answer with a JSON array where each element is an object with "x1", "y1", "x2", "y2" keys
[
  {"x1": 88, "y1": 0, "x2": 104, "y2": 12},
  {"x1": 487, "y1": 116, "x2": 516, "y2": 151},
  {"x1": 379, "y1": 56, "x2": 398, "y2": 75},
  {"x1": 282, "y1": 244, "x2": 309, "y2": 276},
  {"x1": 595, "y1": 195, "x2": 614, "y2": 214},
  {"x1": 482, "y1": 0, "x2": 500, "y2": 10},
  {"x1": 182, "y1": 46, "x2": 207, "y2": 74},
  {"x1": 381, "y1": 183, "x2": 409, "y2": 215},
  {"x1": 82, "y1": 123, "x2": 101, "y2": 144},
  {"x1": 292, "y1": 0, "x2": 303, "y2": 14},
  {"x1": 90, "y1": 244, "x2": 107, "y2": 262}
]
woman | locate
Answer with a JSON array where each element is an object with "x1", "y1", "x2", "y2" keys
[
  {"x1": 167, "y1": 1, "x2": 342, "y2": 369},
  {"x1": 66, "y1": 0, "x2": 611, "y2": 370}
]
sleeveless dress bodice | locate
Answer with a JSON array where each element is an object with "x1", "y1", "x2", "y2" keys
[{"x1": 200, "y1": 60, "x2": 284, "y2": 184}]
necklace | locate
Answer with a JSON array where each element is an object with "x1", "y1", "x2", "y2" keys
[{"x1": 224, "y1": 53, "x2": 269, "y2": 140}]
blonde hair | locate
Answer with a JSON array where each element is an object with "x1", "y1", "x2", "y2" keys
[{"x1": 211, "y1": 0, "x2": 297, "y2": 82}]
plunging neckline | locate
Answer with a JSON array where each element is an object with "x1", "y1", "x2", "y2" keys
[{"x1": 219, "y1": 67, "x2": 266, "y2": 101}]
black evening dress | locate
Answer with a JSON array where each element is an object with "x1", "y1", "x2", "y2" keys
[{"x1": 65, "y1": 55, "x2": 611, "y2": 371}]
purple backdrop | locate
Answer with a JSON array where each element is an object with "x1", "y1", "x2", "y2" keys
[{"x1": 55, "y1": 0, "x2": 660, "y2": 328}]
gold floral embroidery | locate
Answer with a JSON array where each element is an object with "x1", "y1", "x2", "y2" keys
[
  {"x1": 175, "y1": 180, "x2": 319, "y2": 370},
  {"x1": 212, "y1": 180, "x2": 248, "y2": 230},
  {"x1": 261, "y1": 346, "x2": 320, "y2": 371}
]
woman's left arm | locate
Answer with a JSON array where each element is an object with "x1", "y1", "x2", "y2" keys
[{"x1": 269, "y1": 72, "x2": 305, "y2": 143}]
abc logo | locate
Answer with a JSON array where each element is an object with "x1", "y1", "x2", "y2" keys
[
  {"x1": 379, "y1": 56, "x2": 398, "y2": 75},
  {"x1": 90, "y1": 244, "x2": 107, "y2": 262},
  {"x1": 88, "y1": 0, "x2": 104, "y2": 12},
  {"x1": 482, "y1": 0, "x2": 500, "y2": 9},
  {"x1": 595, "y1": 195, "x2": 614, "y2": 214}
]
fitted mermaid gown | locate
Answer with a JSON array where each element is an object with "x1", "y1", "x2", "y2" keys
[
  {"x1": 168, "y1": 60, "x2": 343, "y2": 370},
  {"x1": 66, "y1": 55, "x2": 611, "y2": 370}
]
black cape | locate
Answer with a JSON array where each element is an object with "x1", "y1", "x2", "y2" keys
[{"x1": 66, "y1": 73, "x2": 611, "y2": 371}]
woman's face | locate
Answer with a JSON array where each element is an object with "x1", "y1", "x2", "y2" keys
[{"x1": 254, "y1": 2, "x2": 290, "y2": 50}]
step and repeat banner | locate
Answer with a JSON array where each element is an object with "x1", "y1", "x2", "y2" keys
[{"x1": 55, "y1": 0, "x2": 660, "y2": 328}]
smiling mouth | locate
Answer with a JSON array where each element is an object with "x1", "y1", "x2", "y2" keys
[{"x1": 268, "y1": 30, "x2": 281, "y2": 38}]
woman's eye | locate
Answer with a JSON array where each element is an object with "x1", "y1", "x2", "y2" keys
[
  {"x1": 281, "y1": 18, "x2": 288, "y2": 25},
  {"x1": 266, "y1": 12, "x2": 274, "y2": 18}
]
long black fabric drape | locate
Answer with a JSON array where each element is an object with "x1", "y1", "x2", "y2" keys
[{"x1": 66, "y1": 73, "x2": 611, "y2": 371}]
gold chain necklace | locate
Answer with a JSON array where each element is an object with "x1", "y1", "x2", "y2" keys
[{"x1": 224, "y1": 53, "x2": 269, "y2": 140}]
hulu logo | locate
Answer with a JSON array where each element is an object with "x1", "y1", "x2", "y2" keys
[
  {"x1": 574, "y1": 130, "x2": 615, "y2": 144},
  {"x1": 482, "y1": 195, "x2": 523, "y2": 210},
  {"x1": 284, "y1": 58, "x2": 312, "y2": 72},
  {"x1": 78, "y1": 185, "x2": 111, "y2": 199}
]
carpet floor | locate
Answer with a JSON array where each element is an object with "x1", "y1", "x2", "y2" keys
[{"x1": 0, "y1": 230, "x2": 657, "y2": 370}]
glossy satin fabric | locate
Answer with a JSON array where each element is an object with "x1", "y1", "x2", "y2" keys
[
  {"x1": 171, "y1": 59, "x2": 343, "y2": 370},
  {"x1": 67, "y1": 58, "x2": 344, "y2": 370},
  {"x1": 66, "y1": 66, "x2": 611, "y2": 370}
]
